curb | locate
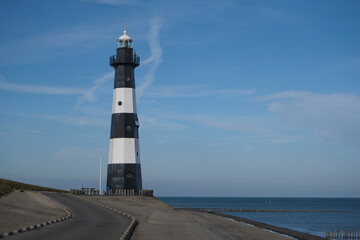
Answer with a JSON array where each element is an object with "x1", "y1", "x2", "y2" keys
[
  {"x1": 71, "y1": 195, "x2": 138, "y2": 240},
  {"x1": 212, "y1": 212, "x2": 326, "y2": 240},
  {"x1": 0, "y1": 192, "x2": 72, "y2": 238}
]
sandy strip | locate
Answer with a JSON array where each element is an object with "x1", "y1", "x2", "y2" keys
[
  {"x1": 212, "y1": 212, "x2": 326, "y2": 240},
  {"x1": 0, "y1": 191, "x2": 67, "y2": 234},
  {"x1": 76, "y1": 195, "x2": 297, "y2": 240}
]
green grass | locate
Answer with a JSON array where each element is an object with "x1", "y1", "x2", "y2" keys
[
  {"x1": 0, "y1": 184, "x2": 13, "y2": 197},
  {"x1": 0, "y1": 178, "x2": 68, "y2": 197}
]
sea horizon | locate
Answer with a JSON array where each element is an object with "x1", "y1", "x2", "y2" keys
[
  {"x1": 160, "y1": 196, "x2": 360, "y2": 238},
  {"x1": 159, "y1": 196, "x2": 360, "y2": 199}
]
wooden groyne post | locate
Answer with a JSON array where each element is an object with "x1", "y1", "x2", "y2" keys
[{"x1": 325, "y1": 230, "x2": 360, "y2": 239}]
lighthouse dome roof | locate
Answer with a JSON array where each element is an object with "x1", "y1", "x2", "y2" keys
[{"x1": 118, "y1": 30, "x2": 132, "y2": 42}]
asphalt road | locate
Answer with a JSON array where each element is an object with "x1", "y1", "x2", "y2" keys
[{"x1": 8, "y1": 193, "x2": 130, "y2": 240}]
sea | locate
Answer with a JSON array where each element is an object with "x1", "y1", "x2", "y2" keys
[{"x1": 159, "y1": 197, "x2": 360, "y2": 238}]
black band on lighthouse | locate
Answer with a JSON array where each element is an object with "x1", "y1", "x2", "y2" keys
[
  {"x1": 116, "y1": 48, "x2": 135, "y2": 64},
  {"x1": 107, "y1": 163, "x2": 142, "y2": 190},
  {"x1": 110, "y1": 113, "x2": 139, "y2": 139},
  {"x1": 114, "y1": 65, "x2": 135, "y2": 89}
]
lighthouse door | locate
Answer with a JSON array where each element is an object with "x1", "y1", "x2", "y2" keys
[{"x1": 125, "y1": 172, "x2": 136, "y2": 189}]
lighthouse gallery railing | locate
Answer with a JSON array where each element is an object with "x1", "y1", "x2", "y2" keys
[{"x1": 110, "y1": 54, "x2": 140, "y2": 66}]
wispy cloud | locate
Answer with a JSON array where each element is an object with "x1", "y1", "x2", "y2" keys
[
  {"x1": 258, "y1": 7, "x2": 295, "y2": 20},
  {"x1": 80, "y1": 106, "x2": 110, "y2": 117},
  {"x1": 0, "y1": 25, "x2": 114, "y2": 65},
  {"x1": 139, "y1": 114, "x2": 187, "y2": 130},
  {"x1": 7, "y1": 126, "x2": 45, "y2": 135},
  {"x1": 0, "y1": 73, "x2": 113, "y2": 113},
  {"x1": 73, "y1": 72, "x2": 113, "y2": 112},
  {"x1": 79, "y1": 0, "x2": 136, "y2": 5},
  {"x1": 261, "y1": 91, "x2": 360, "y2": 145},
  {"x1": 7, "y1": 111, "x2": 108, "y2": 127},
  {"x1": 333, "y1": 57, "x2": 360, "y2": 69},
  {"x1": 0, "y1": 80, "x2": 85, "y2": 95},
  {"x1": 174, "y1": 114, "x2": 273, "y2": 135},
  {"x1": 54, "y1": 147, "x2": 98, "y2": 161},
  {"x1": 143, "y1": 85, "x2": 256, "y2": 98},
  {"x1": 137, "y1": 16, "x2": 163, "y2": 98},
  {"x1": 40, "y1": 114, "x2": 108, "y2": 126},
  {"x1": 152, "y1": 112, "x2": 300, "y2": 144}
]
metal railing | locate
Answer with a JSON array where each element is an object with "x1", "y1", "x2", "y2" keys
[
  {"x1": 70, "y1": 188, "x2": 153, "y2": 197},
  {"x1": 134, "y1": 54, "x2": 140, "y2": 65},
  {"x1": 110, "y1": 55, "x2": 116, "y2": 65},
  {"x1": 109, "y1": 54, "x2": 140, "y2": 66}
]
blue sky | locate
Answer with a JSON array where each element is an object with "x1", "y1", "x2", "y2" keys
[{"x1": 0, "y1": 0, "x2": 359, "y2": 197}]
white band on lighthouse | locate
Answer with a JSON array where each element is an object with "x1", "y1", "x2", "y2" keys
[
  {"x1": 112, "y1": 88, "x2": 137, "y2": 114},
  {"x1": 108, "y1": 138, "x2": 140, "y2": 164}
]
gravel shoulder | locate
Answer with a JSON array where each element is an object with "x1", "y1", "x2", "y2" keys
[
  {"x1": 78, "y1": 195, "x2": 294, "y2": 240},
  {"x1": 0, "y1": 191, "x2": 67, "y2": 234}
]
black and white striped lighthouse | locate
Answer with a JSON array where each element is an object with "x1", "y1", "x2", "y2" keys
[{"x1": 107, "y1": 29, "x2": 142, "y2": 193}]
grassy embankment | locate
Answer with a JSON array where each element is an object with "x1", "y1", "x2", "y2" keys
[{"x1": 0, "y1": 178, "x2": 68, "y2": 197}]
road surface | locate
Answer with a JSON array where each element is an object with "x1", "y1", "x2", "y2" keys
[{"x1": 8, "y1": 193, "x2": 130, "y2": 240}]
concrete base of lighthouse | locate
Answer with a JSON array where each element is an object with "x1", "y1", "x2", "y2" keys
[{"x1": 106, "y1": 163, "x2": 142, "y2": 193}]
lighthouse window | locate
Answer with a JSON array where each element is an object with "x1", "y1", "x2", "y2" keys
[
  {"x1": 137, "y1": 152, "x2": 139, "y2": 157},
  {"x1": 126, "y1": 126, "x2": 132, "y2": 131},
  {"x1": 118, "y1": 101, "x2": 122, "y2": 106},
  {"x1": 125, "y1": 172, "x2": 135, "y2": 178}
]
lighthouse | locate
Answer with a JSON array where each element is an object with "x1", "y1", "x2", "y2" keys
[{"x1": 107, "y1": 29, "x2": 142, "y2": 193}]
